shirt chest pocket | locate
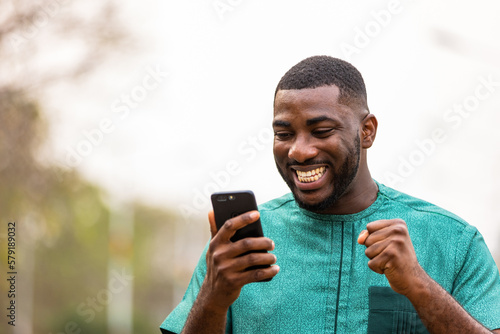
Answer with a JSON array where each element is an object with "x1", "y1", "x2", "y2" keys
[{"x1": 367, "y1": 286, "x2": 429, "y2": 334}]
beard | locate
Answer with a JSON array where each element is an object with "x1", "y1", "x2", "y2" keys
[{"x1": 276, "y1": 134, "x2": 361, "y2": 213}]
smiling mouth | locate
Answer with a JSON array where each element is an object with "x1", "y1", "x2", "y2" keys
[{"x1": 295, "y1": 166, "x2": 327, "y2": 183}]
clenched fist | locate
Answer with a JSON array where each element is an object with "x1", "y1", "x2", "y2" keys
[{"x1": 358, "y1": 219, "x2": 427, "y2": 296}]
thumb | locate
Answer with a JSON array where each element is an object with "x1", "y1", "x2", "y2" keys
[
  {"x1": 357, "y1": 229, "x2": 369, "y2": 245},
  {"x1": 208, "y1": 210, "x2": 218, "y2": 239}
]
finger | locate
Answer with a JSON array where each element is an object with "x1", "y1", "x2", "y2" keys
[
  {"x1": 210, "y1": 236, "x2": 275, "y2": 268},
  {"x1": 236, "y1": 263, "x2": 281, "y2": 285},
  {"x1": 232, "y1": 252, "x2": 278, "y2": 272},
  {"x1": 213, "y1": 252, "x2": 278, "y2": 284},
  {"x1": 229, "y1": 237, "x2": 275, "y2": 258},
  {"x1": 252, "y1": 264, "x2": 280, "y2": 282},
  {"x1": 366, "y1": 219, "x2": 405, "y2": 233},
  {"x1": 208, "y1": 210, "x2": 217, "y2": 239},
  {"x1": 364, "y1": 237, "x2": 391, "y2": 260},
  {"x1": 367, "y1": 258, "x2": 386, "y2": 275},
  {"x1": 364, "y1": 238, "x2": 396, "y2": 274},
  {"x1": 367, "y1": 243, "x2": 401, "y2": 275},
  {"x1": 357, "y1": 230, "x2": 369, "y2": 245},
  {"x1": 366, "y1": 219, "x2": 397, "y2": 233},
  {"x1": 364, "y1": 219, "x2": 407, "y2": 247},
  {"x1": 217, "y1": 210, "x2": 260, "y2": 242}
]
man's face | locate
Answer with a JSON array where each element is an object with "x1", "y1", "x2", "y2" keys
[{"x1": 272, "y1": 85, "x2": 363, "y2": 213}]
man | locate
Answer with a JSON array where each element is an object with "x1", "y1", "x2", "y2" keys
[{"x1": 160, "y1": 56, "x2": 500, "y2": 333}]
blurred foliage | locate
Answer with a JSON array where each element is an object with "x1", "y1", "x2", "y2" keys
[
  {"x1": 0, "y1": 1, "x2": 206, "y2": 333},
  {"x1": 0, "y1": 85, "x2": 113, "y2": 333}
]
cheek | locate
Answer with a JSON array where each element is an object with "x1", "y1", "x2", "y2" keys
[
  {"x1": 333, "y1": 136, "x2": 355, "y2": 153},
  {"x1": 273, "y1": 141, "x2": 288, "y2": 159},
  {"x1": 316, "y1": 140, "x2": 340, "y2": 157}
]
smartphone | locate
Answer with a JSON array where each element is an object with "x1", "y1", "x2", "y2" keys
[
  {"x1": 211, "y1": 190, "x2": 271, "y2": 280},
  {"x1": 211, "y1": 190, "x2": 265, "y2": 242}
]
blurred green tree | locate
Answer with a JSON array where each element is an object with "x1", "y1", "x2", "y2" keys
[{"x1": 0, "y1": 1, "x2": 200, "y2": 333}]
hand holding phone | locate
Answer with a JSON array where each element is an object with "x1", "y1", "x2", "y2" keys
[{"x1": 211, "y1": 190, "x2": 273, "y2": 281}]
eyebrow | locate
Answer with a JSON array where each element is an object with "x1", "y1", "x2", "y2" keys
[
  {"x1": 306, "y1": 116, "x2": 336, "y2": 126},
  {"x1": 273, "y1": 115, "x2": 338, "y2": 128},
  {"x1": 272, "y1": 120, "x2": 291, "y2": 128}
]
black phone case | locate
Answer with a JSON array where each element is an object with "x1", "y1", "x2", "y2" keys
[
  {"x1": 211, "y1": 190, "x2": 271, "y2": 281},
  {"x1": 211, "y1": 190, "x2": 264, "y2": 242}
]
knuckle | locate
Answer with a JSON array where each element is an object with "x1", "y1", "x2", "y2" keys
[
  {"x1": 216, "y1": 262, "x2": 230, "y2": 275},
  {"x1": 366, "y1": 223, "x2": 375, "y2": 233},
  {"x1": 207, "y1": 248, "x2": 216, "y2": 261},
  {"x1": 367, "y1": 262, "x2": 375, "y2": 271},
  {"x1": 384, "y1": 247, "x2": 397, "y2": 258},
  {"x1": 240, "y1": 238, "x2": 251, "y2": 249},
  {"x1": 208, "y1": 238, "x2": 218, "y2": 250},
  {"x1": 246, "y1": 253, "x2": 260, "y2": 266},
  {"x1": 384, "y1": 261, "x2": 395, "y2": 272},
  {"x1": 215, "y1": 263, "x2": 236, "y2": 283},
  {"x1": 392, "y1": 224, "x2": 408, "y2": 235},
  {"x1": 393, "y1": 237, "x2": 406, "y2": 246},
  {"x1": 253, "y1": 268, "x2": 265, "y2": 281},
  {"x1": 224, "y1": 218, "x2": 235, "y2": 230},
  {"x1": 211, "y1": 250, "x2": 224, "y2": 264},
  {"x1": 394, "y1": 219, "x2": 407, "y2": 227},
  {"x1": 384, "y1": 247, "x2": 400, "y2": 260},
  {"x1": 367, "y1": 261, "x2": 381, "y2": 274}
]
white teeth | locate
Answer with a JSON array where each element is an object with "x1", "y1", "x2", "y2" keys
[{"x1": 296, "y1": 167, "x2": 326, "y2": 183}]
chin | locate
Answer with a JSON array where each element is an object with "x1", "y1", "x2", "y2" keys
[{"x1": 292, "y1": 189, "x2": 340, "y2": 213}]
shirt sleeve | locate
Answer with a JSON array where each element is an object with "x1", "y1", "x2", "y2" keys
[
  {"x1": 452, "y1": 226, "x2": 500, "y2": 330},
  {"x1": 159, "y1": 243, "x2": 233, "y2": 334}
]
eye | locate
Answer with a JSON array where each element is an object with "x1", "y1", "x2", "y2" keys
[
  {"x1": 274, "y1": 131, "x2": 293, "y2": 141},
  {"x1": 312, "y1": 128, "x2": 334, "y2": 137}
]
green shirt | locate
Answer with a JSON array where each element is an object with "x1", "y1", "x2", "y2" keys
[{"x1": 160, "y1": 182, "x2": 500, "y2": 333}]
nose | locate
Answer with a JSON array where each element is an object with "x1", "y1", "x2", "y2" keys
[{"x1": 288, "y1": 135, "x2": 318, "y2": 163}]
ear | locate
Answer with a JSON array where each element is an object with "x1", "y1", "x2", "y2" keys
[{"x1": 361, "y1": 114, "x2": 378, "y2": 149}]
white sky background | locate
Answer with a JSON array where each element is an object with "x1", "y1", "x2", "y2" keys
[{"x1": 43, "y1": 0, "x2": 500, "y2": 254}]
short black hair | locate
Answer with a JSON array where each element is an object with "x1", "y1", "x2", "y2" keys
[{"x1": 275, "y1": 55, "x2": 369, "y2": 112}]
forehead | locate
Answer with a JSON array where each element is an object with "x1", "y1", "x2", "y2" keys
[{"x1": 273, "y1": 85, "x2": 353, "y2": 121}]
